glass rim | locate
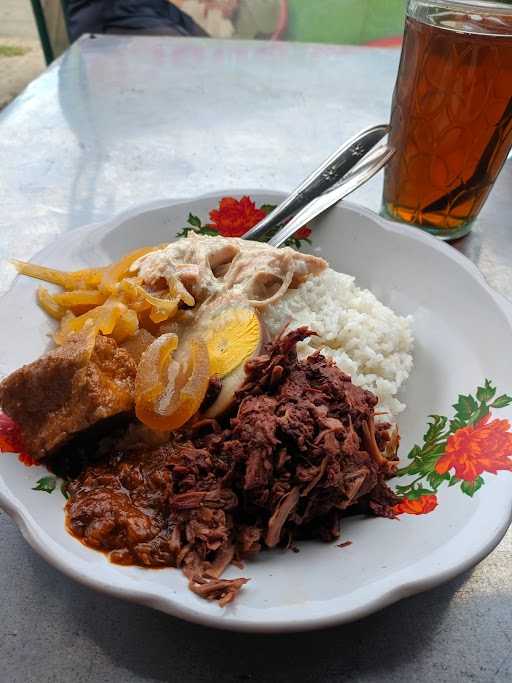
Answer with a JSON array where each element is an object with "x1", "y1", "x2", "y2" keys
[{"x1": 409, "y1": 0, "x2": 512, "y2": 14}]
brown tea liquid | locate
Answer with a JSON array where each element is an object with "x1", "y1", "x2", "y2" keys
[{"x1": 383, "y1": 13, "x2": 512, "y2": 236}]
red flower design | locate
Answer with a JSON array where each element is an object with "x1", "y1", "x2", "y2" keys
[
  {"x1": 209, "y1": 196, "x2": 267, "y2": 238},
  {"x1": 435, "y1": 414, "x2": 512, "y2": 482},
  {"x1": 294, "y1": 226, "x2": 311, "y2": 239},
  {"x1": 0, "y1": 412, "x2": 35, "y2": 466},
  {"x1": 18, "y1": 452, "x2": 37, "y2": 467},
  {"x1": 393, "y1": 494, "x2": 438, "y2": 515},
  {"x1": 0, "y1": 412, "x2": 24, "y2": 452}
]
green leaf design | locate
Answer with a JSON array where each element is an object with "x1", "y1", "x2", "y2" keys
[
  {"x1": 251, "y1": 224, "x2": 309, "y2": 251},
  {"x1": 60, "y1": 481, "x2": 69, "y2": 500},
  {"x1": 492, "y1": 395, "x2": 512, "y2": 409},
  {"x1": 395, "y1": 380, "x2": 511, "y2": 505},
  {"x1": 200, "y1": 227, "x2": 220, "y2": 237},
  {"x1": 395, "y1": 484, "x2": 413, "y2": 494},
  {"x1": 396, "y1": 447, "x2": 423, "y2": 476},
  {"x1": 32, "y1": 476, "x2": 56, "y2": 494},
  {"x1": 407, "y1": 444, "x2": 422, "y2": 460},
  {"x1": 476, "y1": 380, "x2": 496, "y2": 404},
  {"x1": 449, "y1": 417, "x2": 466, "y2": 432},
  {"x1": 260, "y1": 204, "x2": 277, "y2": 215},
  {"x1": 284, "y1": 236, "x2": 311, "y2": 250},
  {"x1": 396, "y1": 464, "x2": 417, "y2": 477},
  {"x1": 187, "y1": 213, "x2": 202, "y2": 228},
  {"x1": 410, "y1": 447, "x2": 445, "y2": 475},
  {"x1": 176, "y1": 226, "x2": 197, "y2": 238},
  {"x1": 452, "y1": 394, "x2": 478, "y2": 422},
  {"x1": 420, "y1": 447, "x2": 447, "y2": 470},
  {"x1": 406, "y1": 486, "x2": 436, "y2": 500},
  {"x1": 460, "y1": 476, "x2": 484, "y2": 497},
  {"x1": 398, "y1": 422, "x2": 449, "y2": 477},
  {"x1": 176, "y1": 224, "x2": 219, "y2": 239},
  {"x1": 424, "y1": 415, "x2": 448, "y2": 445},
  {"x1": 427, "y1": 471, "x2": 450, "y2": 490}
]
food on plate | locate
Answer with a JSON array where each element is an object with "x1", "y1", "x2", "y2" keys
[
  {"x1": 262, "y1": 268, "x2": 413, "y2": 417},
  {"x1": 64, "y1": 328, "x2": 399, "y2": 606},
  {"x1": 205, "y1": 304, "x2": 263, "y2": 378},
  {"x1": 200, "y1": 303, "x2": 267, "y2": 417},
  {"x1": 134, "y1": 233, "x2": 326, "y2": 305},
  {"x1": 0, "y1": 233, "x2": 413, "y2": 605},
  {"x1": 12, "y1": 234, "x2": 325, "y2": 347},
  {"x1": 0, "y1": 334, "x2": 136, "y2": 459},
  {"x1": 135, "y1": 333, "x2": 210, "y2": 431}
]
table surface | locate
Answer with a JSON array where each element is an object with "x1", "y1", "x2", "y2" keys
[{"x1": 1, "y1": 35, "x2": 511, "y2": 683}]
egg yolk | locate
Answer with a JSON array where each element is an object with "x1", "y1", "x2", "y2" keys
[{"x1": 205, "y1": 307, "x2": 262, "y2": 378}]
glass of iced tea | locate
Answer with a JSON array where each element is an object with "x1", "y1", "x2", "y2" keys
[{"x1": 383, "y1": 0, "x2": 512, "y2": 239}]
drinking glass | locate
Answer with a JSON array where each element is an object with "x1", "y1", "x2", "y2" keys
[{"x1": 382, "y1": 0, "x2": 512, "y2": 239}]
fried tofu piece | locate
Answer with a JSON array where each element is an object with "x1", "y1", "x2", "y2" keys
[{"x1": 0, "y1": 335, "x2": 136, "y2": 459}]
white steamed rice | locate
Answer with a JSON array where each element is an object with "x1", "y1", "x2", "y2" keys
[{"x1": 261, "y1": 269, "x2": 414, "y2": 419}]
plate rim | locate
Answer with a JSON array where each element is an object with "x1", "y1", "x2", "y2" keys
[{"x1": 1, "y1": 190, "x2": 512, "y2": 633}]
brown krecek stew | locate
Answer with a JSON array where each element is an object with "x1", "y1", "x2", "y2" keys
[{"x1": 64, "y1": 328, "x2": 400, "y2": 606}]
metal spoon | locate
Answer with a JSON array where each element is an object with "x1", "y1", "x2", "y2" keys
[
  {"x1": 268, "y1": 143, "x2": 394, "y2": 248},
  {"x1": 242, "y1": 124, "x2": 389, "y2": 242}
]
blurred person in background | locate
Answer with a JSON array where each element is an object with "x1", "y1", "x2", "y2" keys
[
  {"x1": 66, "y1": 0, "x2": 207, "y2": 40},
  {"x1": 37, "y1": 1, "x2": 405, "y2": 65},
  {"x1": 59, "y1": 1, "x2": 407, "y2": 46},
  {"x1": 65, "y1": 1, "x2": 277, "y2": 42}
]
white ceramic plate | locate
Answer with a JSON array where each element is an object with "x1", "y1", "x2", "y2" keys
[{"x1": 1, "y1": 191, "x2": 512, "y2": 633}]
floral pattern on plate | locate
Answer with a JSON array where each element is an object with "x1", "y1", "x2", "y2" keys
[
  {"x1": 394, "y1": 380, "x2": 512, "y2": 515},
  {"x1": 176, "y1": 195, "x2": 312, "y2": 249}
]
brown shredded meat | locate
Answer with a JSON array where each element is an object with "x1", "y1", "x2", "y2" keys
[{"x1": 64, "y1": 327, "x2": 399, "y2": 605}]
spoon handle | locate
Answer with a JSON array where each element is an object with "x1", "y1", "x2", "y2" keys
[
  {"x1": 268, "y1": 144, "x2": 395, "y2": 248},
  {"x1": 243, "y1": 124, "x2": 389, "y2": 242}
]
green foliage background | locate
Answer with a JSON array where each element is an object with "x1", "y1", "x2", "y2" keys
[{"x1": 286, "y1": 0, "x2": 406, "y2": 45}]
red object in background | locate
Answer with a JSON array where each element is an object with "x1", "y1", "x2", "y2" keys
[
  {"x1": 365, "y1": 36, "x2": 402, "y2": 47},
  {"x1": 272, "y1": 0, "x2": 288, "y2": 40}
]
